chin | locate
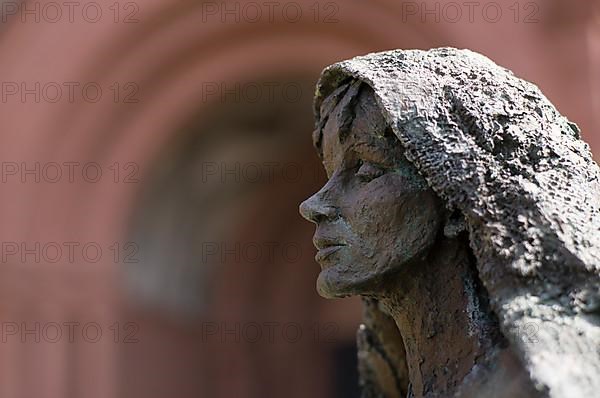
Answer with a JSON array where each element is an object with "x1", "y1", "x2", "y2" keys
[
  {"x1": 316, "y1": 269, "x2": 351, "y2": 298},
  {"x1": 316, "y1": 267, "x2": 378, "y2": 299}
]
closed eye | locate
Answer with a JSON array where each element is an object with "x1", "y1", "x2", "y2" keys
[{"x1": 356, "y1": 161, "x2": 385, "y2": 181}]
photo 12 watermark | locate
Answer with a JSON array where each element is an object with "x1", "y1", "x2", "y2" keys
[
  {"x1": 201, "y1": 81, "x2": 302, "y2": 104},
  {"x1": 1, "y1": 162, "x2": 140, "y2": 184},
  {"x1": 200, "y1": 1, "x2": 340, "y2": 24},
  {"x1": 198, "y1": 161, "x2": 307, "y2": 184},
  {"x1": 399, "y1": 1, "x2": 541, "y2": 24},
  {"x1": 1, "y1": 81, "x2": 139, "y2": 104},
  {"x1": 201, "y1": 321, "x2": 339, "y2": 344},
  {"x1": 200, "y1": 241, "x2": 302, "y2": 265},
  {"x1": 0, "y1": 321, "x2": 140, "y2": 343},
  {"x1": 1, "y1": 1, "x2": 140, "y2": 24},
  {"x1": 0, "y1": 241, "x2": 140, "y2": 264}
]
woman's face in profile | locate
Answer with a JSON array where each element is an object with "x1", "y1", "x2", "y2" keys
[{"x1": 299, "y1": 85, "x2": 444, "y2": 298}]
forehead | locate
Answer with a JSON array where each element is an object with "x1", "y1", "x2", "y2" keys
[{"x1": 321, "y1": 84, "x2": 396, "y2": 160}]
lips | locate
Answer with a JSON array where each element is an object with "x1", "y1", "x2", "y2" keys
[
  {"x1": 313, "y1": 236, "x2": 346, "y2": 263},
  {"x1": 315, "y1": 245, "x2": 345, "y2": 262}
]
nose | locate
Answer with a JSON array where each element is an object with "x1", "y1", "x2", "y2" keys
[{"x1": 299, "y1": 191, "x2": 339, "y2": 224}]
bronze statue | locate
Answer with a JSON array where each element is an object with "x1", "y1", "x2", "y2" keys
[{"x1": 299, "y1": 48, "x2": 600, "y2": 398}]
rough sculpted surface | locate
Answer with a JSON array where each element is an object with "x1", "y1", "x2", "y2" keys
[{"x1": 312, "y1": 48, "x2": 600, "y2": 397}]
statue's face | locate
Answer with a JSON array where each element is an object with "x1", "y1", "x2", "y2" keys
[{"x1": 299, "y1": 85, "x2": 443, "y2": 298}]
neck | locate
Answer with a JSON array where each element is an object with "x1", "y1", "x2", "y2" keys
[{"x1": 378, "y1": 237, "x2": 501, "y2": 397}]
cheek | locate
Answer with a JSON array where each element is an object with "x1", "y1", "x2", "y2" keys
[
  {"x1": 347, "y1": 177, "x2": 441, "y2": 256},
  {"x1": 389, "y1": 193, "x2": 441, "y2": 255},
  {"x1": 345, "y1": 177, "x2": 411, "y2": 243}
]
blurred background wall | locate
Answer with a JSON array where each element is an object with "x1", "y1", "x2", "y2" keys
[{"x1": 0, "y1": 0, "x2": 597, "y2": 397}]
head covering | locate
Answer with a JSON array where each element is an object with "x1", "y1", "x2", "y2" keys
[{"x1": 314, "y1": 48, "x2": 600, "y2": 397}]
